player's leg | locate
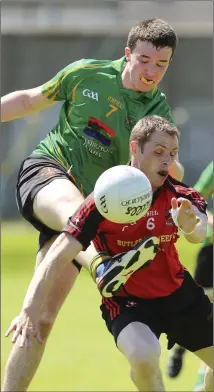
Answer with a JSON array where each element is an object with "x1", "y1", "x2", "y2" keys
[
  {"x1": 166, "y1": 271, "x2": 213, "y2": 392},
  {"x1": 193, "y1": 347, "x2": 213, "y2": 392},
  {"x1": 166, "y1": 344, "x2": 186, "y2": 378},
  {"x1": 193, "y1": 362, "x2": 210, "y2": 392},
  {"x1": 167, "y1": 245, "x2": 213, "y2": 380},
  {"x1": 192, "y1": 244, "x2": 213, "y2": 391},
  {"x1": 95, "y1": 236, "x2": 160, "y2": 297},
  {"x1": 204, "y1": 366, "x2": 213, "y2": 392},
  {"x1": 117, "y1": 322, "x2": 165, "y2": 391},
  {"x1": 32, "y1": 175, "x2": 99, "y2": 270},
  {"x1": 2, "y1": 235, "x2": 80, "y2": 392},
  {"x1": 101, "y1": 296, "x2": 165, "y2": 391},
  {"x1": 2, "y1": 158, "x2": 97, "y2": 391}
]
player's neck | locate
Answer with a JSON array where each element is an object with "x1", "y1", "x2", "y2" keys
[{"x1": 121, "y1": 64, "x2": 137, "y2": 91}]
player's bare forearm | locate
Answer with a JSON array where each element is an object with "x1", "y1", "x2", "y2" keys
[
  {"x1": 169, "y1": 159, "x2": 184, "y2": 182},
  {"x1": 1, "y1": 86, "x2": 55, "y2": 122},
  {"x1": 22, "y1": 233, "x2": 82, "y2": 312}
]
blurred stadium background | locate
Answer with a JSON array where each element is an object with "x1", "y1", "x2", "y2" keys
[{"x1": 1, "y1": 1, "x2": 213, "y2": 391}]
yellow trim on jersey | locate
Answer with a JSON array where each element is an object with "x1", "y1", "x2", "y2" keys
[
  {"x1": 42, "y1": 64, "x2": 100, "y2": 101},
  {"x1": 72, "y1": 79, "x2": 83, "y2": 101}
]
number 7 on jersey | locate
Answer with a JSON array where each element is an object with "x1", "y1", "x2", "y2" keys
[{"x1": 106, "y1": 104, "x2": 118, "y2": 118}]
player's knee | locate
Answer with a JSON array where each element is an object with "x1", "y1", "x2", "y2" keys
[
  {"x1": 130, "y1": 363, "x2": 157, "y2": 384},
  {"x1": 128, "y1": 341, "x2": 160, "y2": 371},
  {"x1": 33, "y1": 179, "x2": 85, "y2": 231}
]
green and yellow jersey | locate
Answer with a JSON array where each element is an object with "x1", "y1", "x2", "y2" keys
[
  {"x1": 32, "y1": 57, "x2": 174, "y2": 196},
  {"x1": 194, "y1": 161, "x2": 213, "y2": 247}
]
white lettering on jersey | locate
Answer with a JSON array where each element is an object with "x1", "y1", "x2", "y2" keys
[{"x1": 83, "y1": 89, "x2": 99, "y2": 101}]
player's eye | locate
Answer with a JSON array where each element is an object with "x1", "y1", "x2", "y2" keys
[
  {"x1": 170, "y1": 151, "x2": 177, "y2": 157},
  {"x1": 157, "y1": 63, "x2": 165, "y2": 68},
  {"x1": 155, "y1": 150, "x2": 163, "y2": 155}
]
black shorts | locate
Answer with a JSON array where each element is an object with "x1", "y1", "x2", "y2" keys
[
  {"x1": 16, "y1": 155, "x2": 82, "y2": 271},
  {"x1": 101, "y1": 270, "x2": 213, "y2": 352},
  {"x1": 194, "y1": 245, "x2": 213, "y2": 288}
]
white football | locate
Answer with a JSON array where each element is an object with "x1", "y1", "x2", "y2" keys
[{"x1": 94, "y1": 165, "x2": 152, "y2": 224}]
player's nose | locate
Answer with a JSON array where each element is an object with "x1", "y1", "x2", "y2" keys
[{"x1": 144, "y1": 64, "x2": 156, "y2": 77}]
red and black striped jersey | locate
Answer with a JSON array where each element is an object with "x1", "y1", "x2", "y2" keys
[{"x1": 63, "y1": 176, "x2": 207, "y2": 299}]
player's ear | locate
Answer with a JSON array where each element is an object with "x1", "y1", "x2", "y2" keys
[
  {"x1": 125, "y1": 47, "x2": 131, "y2": 62},
  {"x1": 130, "y1": 140, "x2": 137, "y2": 156}
]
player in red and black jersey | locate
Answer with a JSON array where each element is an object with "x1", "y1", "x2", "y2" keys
[
  {"x1": 6, "y1": 116, "x2": 212, "y2": 392},
  {"x1": 66, "y1": 178, "x2": 207, "y2": 300}
]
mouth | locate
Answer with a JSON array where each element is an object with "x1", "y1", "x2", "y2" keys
[
  {"x1": 140, "y1": 76, "x2": 154, "y2": 85},
  {"x1": 158, "y1": 170, "x2": 169, "y2": 178}
]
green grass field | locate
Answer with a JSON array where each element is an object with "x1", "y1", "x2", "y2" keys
[{"x1": 1, "y1": 222, "x2": 202, "y2": 391}]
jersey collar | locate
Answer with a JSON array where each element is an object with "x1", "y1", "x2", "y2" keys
[{"x1": 111, "y1": 56, "x2": 158, "y2": 100}]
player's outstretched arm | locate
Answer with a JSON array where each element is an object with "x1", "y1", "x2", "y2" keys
[
  {"x1": 1, "y1": 86, "x2": 56, "y2": 122},
  {"x1": 171, "y1": 197, "x2": 207, "y2": 244},
  {"x1": 5, "y1": 233, "x2": 82, "y2": 348}
]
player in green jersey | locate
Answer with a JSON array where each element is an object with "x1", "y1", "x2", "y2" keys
[
  {"x1": 2, "y1": 18, "x2": 184, "y2": 391},
  {"x1": 167, "y1": 161, "x2": 213, "y2": 391}
]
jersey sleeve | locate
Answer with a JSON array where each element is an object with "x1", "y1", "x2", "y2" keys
[
  {"x1": 194, "y1": 161, "x2": 213, "y2": 200},
  {"x1": 41, "y1": 59, "x2": 88, "y2": 102},
  {"x1": 62, "y1": 193, "x2": 104, "y2": 250},
  {"x1": 175, "y1": 184, "x2": 207, "y2": 215}
]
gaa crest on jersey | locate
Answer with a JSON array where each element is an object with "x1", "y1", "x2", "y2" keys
[
  {"x1": 124, "y1": 115, "x2": 136, "y2": 131},
  {"x1": 165, "y1": 209, "x2": 174, "y2": 225}
]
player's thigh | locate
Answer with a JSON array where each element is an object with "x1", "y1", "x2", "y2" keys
[
  {"x1": 194, "y1": 245, "x2": 213, "y2": 290},
  {"x1": 194, "y1": 346, "x2": 213, "y2": 369},
  {"x1": 36, "y1": 236, "x2": 79, "y2": 320},
  {"x1": 117, "y1": 321, "x2": 161, "y2": 364},
  {"x1": 166, "y1": 272, "x2": 213, "y2": 353},
  {"x1": 33, "y1": 178, "x2": 85, "y2": 231},
  {"x1": 16, "y1": 156, "x2": 85, "y2": 232}
]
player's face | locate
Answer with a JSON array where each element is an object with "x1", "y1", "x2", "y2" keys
[
  {"x1": 125, "y1": 41, "x2": 172, "y2": 92},
  {"x1": 131, "y1": 131, "x2": 179, "y2": 190}
]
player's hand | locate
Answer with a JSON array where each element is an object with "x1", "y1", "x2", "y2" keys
[
  {"x1": 5, "y1": 309, "x2": 43, "y2": 349},
  {"x1": 171, "y1": 197, "x2": 200, "y2": 235}
]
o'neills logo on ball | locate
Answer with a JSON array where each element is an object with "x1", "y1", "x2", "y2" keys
[
  {"x1": 125, "y1": 201, "x2": 151, "y2": 217},
  {"x1": 120, "y1": 192, "x2": 151, "y2": 207},
  {"x1": 99, "y1": 195, "x2": 108, "y2": 213}
]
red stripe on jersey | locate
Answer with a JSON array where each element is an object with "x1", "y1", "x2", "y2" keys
[
  {"x1": 93, "y1": 235, "x2": 108, "y2": 252},
  {"x1": 78, "y1": 197, "x2": 97, "y2": 221},
  {"x1": 89, "y1": 117, "x2": 116, "y2": 137},
  {"x1": 108, "y1": 298, "x2": 120, "y2": 317},
  {"x1": 102, "y1": 298, "x2": 115, "y2": 320}
]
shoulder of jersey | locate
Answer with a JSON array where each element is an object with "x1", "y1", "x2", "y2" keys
[
  {"x1": 167, "y1": 176, "x2": 201, "y2": 197},
  {"x1": 65, "y1": 58, "x2": 117, "y2": 78}
]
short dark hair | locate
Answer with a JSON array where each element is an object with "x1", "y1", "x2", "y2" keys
[
  {"x1": 130, "y1": 115, "x2": 180, "y2": 151},
  {"x1": 127, "y1": 18, "x2": 178, "y2": 58}
]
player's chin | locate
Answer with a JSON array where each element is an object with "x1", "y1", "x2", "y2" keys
[
  {"x1": 156, "y1": 173, "x2": 167, "y2": 187},
  {"x1": 138, "y1": 83, "x2": 154, "y2": 92}
]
